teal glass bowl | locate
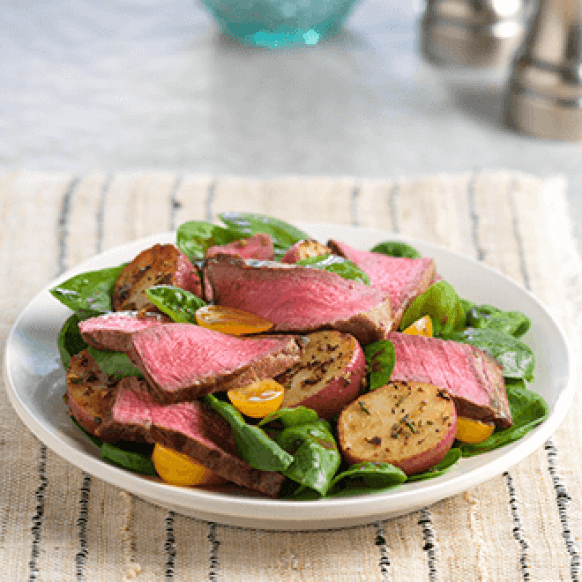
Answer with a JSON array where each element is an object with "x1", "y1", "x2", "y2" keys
[{"x1": 200, "y1": 0, "x2": 362, "y2": 48}]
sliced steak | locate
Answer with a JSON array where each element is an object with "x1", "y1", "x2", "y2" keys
[
  {"x1": 387, "y1": 332, "x2": 512, "y2": 428},
  {"x1": 327, "y1": 240, "x2": 435, "y2": 330},
  {"x1": 112, "y1": 244, "x2": 203, "y2": 311},
  {"x1": 97, "y1": 377, "x2": 285, "y2": 497},
  {"x1": 203, "y1": 254, "x2": 393, "y2": 345},
  {"x1": 127, "y1": 323, "x2": 302, "y2": 403},
  {"x1": 79, "y1": 311, "x2": 170, "y2": 352},
  {"x1": 205, "y1": 233, "x2": 274, "y2": 261}
]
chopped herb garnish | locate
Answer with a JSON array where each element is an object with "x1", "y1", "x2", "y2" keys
[{"x1": 359, "y1": 401, "x2": 371, "y2": 415}]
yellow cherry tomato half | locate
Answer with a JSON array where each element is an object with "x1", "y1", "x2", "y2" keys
[
  {"x1": 152, "y1": 444, "x2": 225, "y2": 487},
  {"x1": 403, "y1": 315, "x2": 433, "y2": 337},
  {"x1": 195, "y1": 305, "x2": 274, "y2": 336},
  {"x1": 227, "y1": 379, "x2": 285, "y2": 418},
  {"x1": 455, "y1": 417, "x2": 495, "y2": 444}
]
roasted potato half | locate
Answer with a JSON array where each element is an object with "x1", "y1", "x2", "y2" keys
[
  {"x1": 66, "y1": 349, "x2": 117, "y2": 436},
  {"x1": 112, "y1": 244, "x2": 202, "y2": 311},
  {"x1": 337, "y1": 381, "x2": 457, "y2": 475},
  {"x1": 277, "y1": 330, "x2": 365, "y2": 420},
  {"x1": 281, "y1": 239, "x2": 332, "y2": 264}
]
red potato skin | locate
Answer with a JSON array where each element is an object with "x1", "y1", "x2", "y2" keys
[
  {"x1": 395, "y1": 419, "x2": 456, "y2": 476},
  {"x1": 278, "y1": 331, "x2": 366, "y2": 420}
]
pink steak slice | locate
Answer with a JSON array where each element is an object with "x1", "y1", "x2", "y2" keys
[
  {"x1": 327, "y1": 240, "x2": 436, "y2": 329},
  {"x1": 127, "y1": 323, "x2": 302, "y2": 403},
  {"x1": 205, "y1": 233, "x2": 274, "y2": 261},
  {"x1": 97, "y1": 377, "x2": 285, "y2": 498},
  {"x1": 203, "y1": 254, "x2": 393, "y2": 345},
  {"x1": 79, "y1": 311, "x2": 169, "y2": 352}
]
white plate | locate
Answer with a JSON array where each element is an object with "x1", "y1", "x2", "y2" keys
[{"x1": 4, "y1": 223, "x2": 575, "y2": 530}]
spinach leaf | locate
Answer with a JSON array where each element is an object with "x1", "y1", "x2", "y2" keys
[
  {"x1": 331, "y1": 462, "x2": 407, "y2": 489},
  {"x1": 101, "y1": 442, "x2": 157, "y2": 476},
  {"x1": 218, "y1": 212, "x2": 311, "y2": 260},
  {"x1": 259, "y1": 406, "x2": 320, "y2": 428},
  {"x1": 176, "y1": 220, "x2": 242, "y2": 262},
  {"x1": 324, "y1": 449, "x2": 461, "y2": 498},
  {"x1": 274, "y1": 421, "x2": 341, "y2": 496},
  {"x1": 406, "y1": 448, "x2": 462, "y2": 481},
  {"x1": 460, "y1": 380, "x2": 549, "y2": 456},
  {"x1": 465, "y1": 304, "x2": 499, "y2": 327},
  {"x1": 466, "y1": 305, "x2": 531, "y2": 338},
  {"x1": 400, "y1": 280, "x2": 464, "y2": 337},
  {"x1": 50, "y1": 264, "x2": 125, "y2": 318},
  {"x1": 203, "y1": 395, "x2": 293, "y2": 472},
  {"x1": 457, "y1": 299, "x2": 476, "y2": 330},
  {"x1": 71, "y1": 417, "x2": 156, "y2": 475},
  {"x1": 370, "y1": 241, "x2": 421, "y2": 259},
  {"x1": 57, "y1": 314, "x2": 88, "y2": 369},
  {"x1": 297, "y1": 254, "x2": 371, "y2": 286},
  {"x1": 87, "y1": 346, "x2": 143, "y2": 379},
  {"x1": 145, "y1": 285, "x2": 206, "y2": 323},
  {"x1": 446, "y1": 328, "x2": 535, "y2": 381},
  {"x1": 363, "y1": 340, "x2": 396, "y2": 392}
]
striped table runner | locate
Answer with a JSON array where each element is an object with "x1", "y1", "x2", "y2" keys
[{"x1": 1, "y1": 170, "x2": 580, "y2": 581}]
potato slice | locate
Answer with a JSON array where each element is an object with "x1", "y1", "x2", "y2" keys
[
  {"x1": 112, "y1": 243, "x2": 202, "y2": 311},
  {"x1": 280, "y1": 239, "x2": 332, "y2": 264},
  {"x1": 277, "y1": 330, "x2": 365, "y2": 420},
  {"x1": 337, "y1": 381, "x2": 457, "y2": 475},
  {"x1": 66, "y1": 349, "x2": 117, "y2": 436}
]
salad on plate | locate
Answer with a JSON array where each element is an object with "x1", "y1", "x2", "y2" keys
[{"x1": 50, "y1": 213, "x2": 549, "y2": 500}]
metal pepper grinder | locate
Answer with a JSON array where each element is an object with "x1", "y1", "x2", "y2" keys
[
  {"x1": 420, "y1": 0, "x2": 533, "y2": 68},
  {"x1": 505, "y1": 0, "x2": 582, "y2": 140}
]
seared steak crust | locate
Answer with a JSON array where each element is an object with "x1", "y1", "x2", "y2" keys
[{"x1": 97, "y1": 378, "x2": 285, "y2": 497}]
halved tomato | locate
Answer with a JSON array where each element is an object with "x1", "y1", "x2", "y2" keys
[
  {"x1": 227, "y1": 379, "x2": 285, "y2": 418},
  {"x1": 195, "y1": 305, "x2": 274, "y2": 336}
]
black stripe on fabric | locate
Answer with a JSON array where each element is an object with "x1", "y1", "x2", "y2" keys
[
  {"x1": 467, "y1": 173, "x2": 485, "y2": 261},
  {"x1": 545, "y1": 440, "x2": 581, "y2": 581},
  {"x1": 374, "y1": 521, "x2": 391, "y2": 580},
  {"x1": 96, "y1": 175, "x2": 112, "y2": 254},
  {"x1": 57, "y1": 176, "x2": 80, "y2": 275},
  {"x1": 207, "y1": 522, "x2": 220, "y2": 581},
  {"x1": 504, "y1": 471, "x2": 530, "y2": 580},
  {"x1": 75, "y1": 474, "x2": 91, "y2": 581},
  {"x1": 508, "y1": 180, "x2": 580, "y2": 579},
  {"x1": 29, "y1": 445, "x2": 48, "y2": 581},
  {"x1": 29, "y1": 176, "x2": 80, "y2": 580},
  {"x1": 165, "y1": 511, "x2": 176, "y2": 580},
  {"x1": 351, "y1": 184, "x2": 361, "y2": 227},
  {"x1": 206, "y1": 179, "x2": 217, "y2": 222},
  {"x1": 419, "y1": 507, "x2": 439, "y2": 581},
  {"x1": 390, "y1": 182, "x2": 400, "y2": 234},
  {"x1": 169, "y1": 176, "x2": 183, "y2": 232},
  {"x1": 507, "y1": 183, "x2": 531, "y2": 290}
]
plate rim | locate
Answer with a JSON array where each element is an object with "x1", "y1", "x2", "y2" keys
[{"x1": 4, "y1": 222, "x2": 576, "y2": 529}]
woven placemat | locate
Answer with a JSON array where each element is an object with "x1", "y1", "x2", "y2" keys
[{"x1": 0, "y1": 170, "x2": 580, "y2": 581}]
